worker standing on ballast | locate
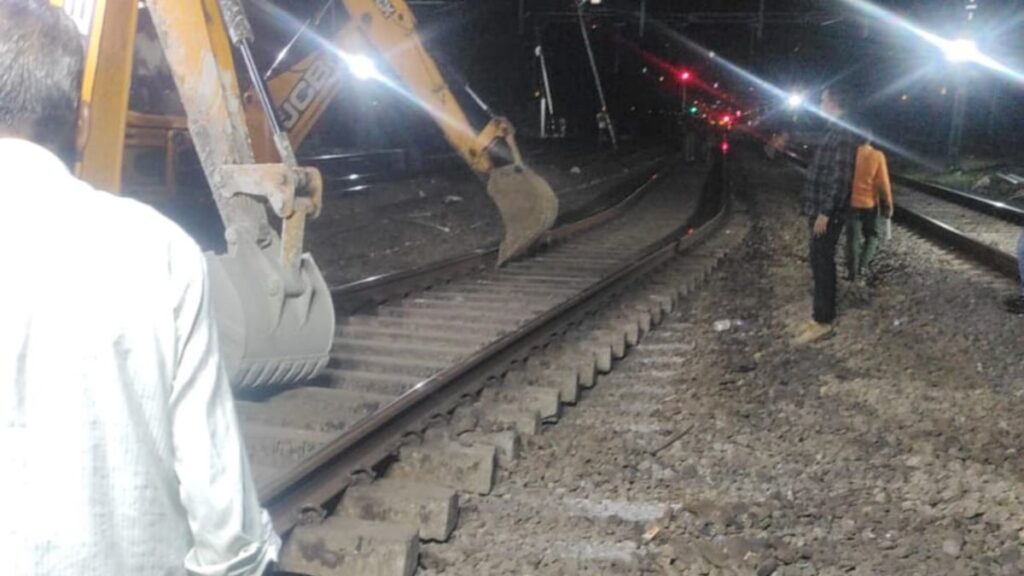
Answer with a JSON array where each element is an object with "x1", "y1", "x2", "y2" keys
[
  {"x1": 0, "y1": 2, "x2": 278, "y2": 574},
  {"x1": 794, "y1": 86, "x2": 858, "y2": 344},
  {"x1": 846, "y1": 134, "x2": 894, "y2": 285}
]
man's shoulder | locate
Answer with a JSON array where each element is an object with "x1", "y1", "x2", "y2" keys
[
  {"x1": 857, "y1": 144, "x2": 878, "y2": 158},
  {"x1": 5, "y1": 139, "x2": 207, "y2": 276},
  {"x1": 61, "y1": 178, "x2": 208, "y2": 281},
  {"x1": 82, "y1": 182, "x2": 199, "y2": 249}
]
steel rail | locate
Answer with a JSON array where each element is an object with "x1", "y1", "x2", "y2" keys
[
  {"x1": 893, "y1": 205, "x2": 1019, "y2": 279},
  {"x1": 784, "y1": 149, "x2": 1024, "y2": 225},
  {"x1": 260, "y1": 162, "x2": 728, "y2": 533},
  {"x1": 891, "y1": 175, "x2": 1024, "y2": 227}
]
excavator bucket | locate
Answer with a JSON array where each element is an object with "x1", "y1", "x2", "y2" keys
[
  {"x1": 488, "y1": 164, "x2": 560, "y2": 265},
  {"x1": 206, "y1": 243, "x2": 335, "y2": 390}
]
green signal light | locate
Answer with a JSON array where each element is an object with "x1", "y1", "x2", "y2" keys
[{"x1": 689, "y1": 106, "x2": 699, "y2": 114}]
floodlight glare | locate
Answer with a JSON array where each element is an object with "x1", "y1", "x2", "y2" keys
[
  {"x1": 786, "y1": 93, "x2": 804, "y2": 109},
  {"x1": 838, "y1": 0, "x2": 1023, "y2": 83},
  {"x1": 942, "y1": 38, "x2": 981, "y2": 64},
  {"x1": 342, "y1": 53, "x2": 384, "y2": 81}
]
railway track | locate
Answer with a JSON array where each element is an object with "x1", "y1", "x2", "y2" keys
[
  {"x1": 310, "y1": 142, "x2": 665, "y2": 197},
  {"x1": 891, "y1": 178, "x2": 1020, "y2": 280},
  {"x1": 233, "y1": 157, "x2": 743, "y2": 574}
]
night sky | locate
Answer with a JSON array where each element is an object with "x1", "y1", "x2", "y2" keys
[{"x1": 245, "y1": 0, "x2": 1024, "y2": 163}]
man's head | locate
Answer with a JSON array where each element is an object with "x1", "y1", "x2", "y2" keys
[
  {"x1": 820, "y1": 85, "x2": 852, "y2": 118},
  {"x1": 0, "y1": 0, "x2": 85, "y2": 162}
]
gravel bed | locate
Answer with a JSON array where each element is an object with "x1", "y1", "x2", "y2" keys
[{"x1": 419, "y1": 146, "x2": 1024, "y2": 575}]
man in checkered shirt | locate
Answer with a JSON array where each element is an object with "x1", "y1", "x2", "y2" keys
[{"x1": 795, "y1": 86, "x2": 859, "y2": 343}]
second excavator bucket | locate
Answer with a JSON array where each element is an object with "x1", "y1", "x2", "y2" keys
[{"x1": 488, "y1": 164, "x2": 560, "y2": 265}]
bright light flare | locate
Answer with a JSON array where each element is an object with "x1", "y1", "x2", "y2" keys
[
  {"x1": 942, "y1": 38, "x2": 981, "y2": 63},
  {"x1": 611, "y1": 35, "x2": 736, "y2": 102},
  {"x1": 341, "y1": 53, "x2": 384, "y2": 81},
  {"x1": 644, "y1": 18, "x2": 935, "y2": 167},
  {"x1": 786, "y1": 93, "x2": 805, "y2": 109},
  {"x1": 253, "y1": 1, "x2": 482, "y2": 145},
  {"x1": 839, "y1": 0, "x2": 1024, "y2": 83}
]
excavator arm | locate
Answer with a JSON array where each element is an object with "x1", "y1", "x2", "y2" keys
[
  {"x1": 63, "y1": 0, "x2": 553, "y2": 386},
  {"x1": 251, "y1": 0, "x2": 558, "y2": 263},
  {"x1": 64, "y1": 0, "x2": 335, "y2": 390},
  {"x1": 257, "y1": 5, "x2": 492, "y2": 174},
  {"x1": 150, "y1": 0, "x2": 335, "y2": 390}
]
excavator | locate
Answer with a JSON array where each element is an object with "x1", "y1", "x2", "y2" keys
[
  {"x1": 56, "y1": 0, "x2": 559, "y2": 390},
  {"x1": 248, "y1": 0, "x2": 560, "y2": 269}
]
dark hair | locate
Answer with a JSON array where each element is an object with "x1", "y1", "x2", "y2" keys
[{"x1": 0, "y1": 0, "x2": 84, "y2": 151}]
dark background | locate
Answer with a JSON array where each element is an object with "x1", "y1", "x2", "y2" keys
[{"x1": 244, "y1": 0, "x2": 1024, "y2": 165}]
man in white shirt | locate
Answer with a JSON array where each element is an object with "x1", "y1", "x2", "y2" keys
[{"x1": 0, "y1": 2, "x2": 280, "y2": 574}]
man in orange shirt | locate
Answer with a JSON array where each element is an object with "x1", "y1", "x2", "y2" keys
[{"x1": 846, "y1": 137, "x2": 894, "y2": 284}]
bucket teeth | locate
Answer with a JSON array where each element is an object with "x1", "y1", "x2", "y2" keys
[{"x1": 206, "y1": 244, "x2": 336, "y2": 391}]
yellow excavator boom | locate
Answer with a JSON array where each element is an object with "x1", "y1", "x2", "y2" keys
[
  {"x1": 251, "y1": 0, "x2": 559, "y2": 263},
  {"x1": 65, "y1": 0, "x2": 555, "y2": 379},
  {"x1": 69, "y1": 0, "x2": 557, "y2": 264}
]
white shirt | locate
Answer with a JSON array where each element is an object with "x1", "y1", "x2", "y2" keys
[{"x1": 0, "y1": 139, "x2": 280, "y2": 575}]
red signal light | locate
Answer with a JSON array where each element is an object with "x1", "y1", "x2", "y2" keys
[
  {"x1": 721, "y1": 140, "x2": 730, "y2": 154},
  {"x1": 680, "y1": 70, "x2": 691, "y2": 81}
]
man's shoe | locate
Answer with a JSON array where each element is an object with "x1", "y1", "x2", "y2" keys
[
  {"x1": 1001, "y1": 294, "x2": 1024, "y2": 315},
  {"x1": 794, "y1": 321, "x2": 834, "y2": 344}
]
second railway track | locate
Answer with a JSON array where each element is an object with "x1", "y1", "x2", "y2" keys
[
  {"x1": 230, "y1": 156, "x2": 746, "y2": 574},
  {"x1": 891, "y1": 179, "x2": 1020, "y2": 279}
]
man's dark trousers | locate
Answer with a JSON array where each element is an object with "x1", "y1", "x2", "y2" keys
[{"x1": 810, "y1": 215, "x2": 845, "y2": 324}]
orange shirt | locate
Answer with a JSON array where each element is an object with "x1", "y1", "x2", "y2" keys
[{"x1": 850, "y1": 145, "x2": 893, "y2": 209}]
